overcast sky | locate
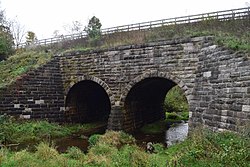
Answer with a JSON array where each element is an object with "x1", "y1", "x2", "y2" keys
[{"x1": 1, "y1": 0, "x2": 249, "y2": 40}]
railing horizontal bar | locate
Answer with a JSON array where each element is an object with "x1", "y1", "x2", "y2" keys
[{"x1": 17, "y1": 7, "x2": 249, "y2": 48}]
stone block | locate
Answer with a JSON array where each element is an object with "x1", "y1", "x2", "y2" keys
[
  {"x1": 242, "y1": 105, "x2": 250, "y2": 112},
  {"x1": 203, "y1": 71, "x2": 211, "y2": 78},
  {"x1": 14, "y1": 104, "x2": 21, "y2": 108},
  {"x1": 35, "y1": 100, "x2": 45, "y2": 105},
  {"x1": 20, "y1": 114, "x2": 31, "y2": 119}
]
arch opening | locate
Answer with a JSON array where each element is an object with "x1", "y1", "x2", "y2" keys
[
  {"x1": 65, "y1": 80, "x2": 111, "y2": 124},
  {"x1": 124, "y1": 77, "x2": 178, "y2": 131}
]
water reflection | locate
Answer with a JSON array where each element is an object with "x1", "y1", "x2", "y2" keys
[{"x1": 165, "y1": 123, "x2": 188, "y2": 146}]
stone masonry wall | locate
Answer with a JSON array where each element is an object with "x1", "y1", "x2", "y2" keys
[
  {"x1": 192, "y1": 45, "x2": 250, "y2": 131},
  {"x1": 0, "y1": 57, "x2": 65, "y2": 122},
  {"x1": 0, "y1": 36, "x2": 249, "y2": 132}
]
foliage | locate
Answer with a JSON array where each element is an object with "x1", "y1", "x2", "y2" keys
[
  {"x1": 97, "y1": 131, "x2": 135, "y2": 148},
  {"x1": 0, "y1": 127, "x2": 249, "y2": 166},
  {"x1": 0, "y1": 50, "x2": 52, "y2": 88},
  {"x1": 164, "y1": 85, "x2": 189, "y2": 113},
  {"x1": 84, "y1": 16, "x2": 102, "y2": 40},
  {"x1": 26, "y1": 31, "x2": 37, "y2": 45},
  {"x1": 165, "y1": 127, "x2": 250, "y2": 167},
  {"x1": 165, "y1": 112, "x2": 189, "y2": 122},
  {"x1": 0, "y1": 4, "x2": 14, "y2": 61},
  {"x1": 0, "y1": 116, "x2": 70, "y2": 144},
  {"x1": 101, "y1": 19, "x2": 250, "y2": 52},
  {"x1": 0, "y1": 26, "x2": 14, "y2": 61},
  {"x1": 9, "y1": 17, "x2": 26, "y2": 48},
  {"x1": 88, "y1": 134, "x2": 101, "y2": 146},
  {"x1": 65, "y1": 146, "x2": 85, "y2": 160},
  {"x1": 0, "y1": 116, "x2": 102, "y2": 145}
]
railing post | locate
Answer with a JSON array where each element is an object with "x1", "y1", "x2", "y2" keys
[{"x1": 12, "y1": 7, "x2": 248, "y2": 48}]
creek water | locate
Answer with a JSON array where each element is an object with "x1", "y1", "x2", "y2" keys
[
  {"x1": 8, "y1": 122, "x2": 189, "y2": 153},
  {"x1": 133, "y1": 122, "x2": 189, "y2": 149},
  {"x1": 55, "y1": 122, "x2": 189, "y2": 152}
]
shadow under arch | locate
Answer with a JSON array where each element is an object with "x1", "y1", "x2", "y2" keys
[
  {"x1": 65, "y1": 75, "x2": 113, "y2": 124},
  {"x1": 121, "y1": 71, "x2": 191, "y2": 132}
]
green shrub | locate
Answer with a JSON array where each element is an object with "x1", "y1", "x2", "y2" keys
[
  {"x1": 165, "y1": 112, "x2": 180, "y2": 120},
  {"x1": 35, "y1": 142, "x2": 59, "y2": 161},
  {"x1": 0, "y1": 118, "x2": 72, "y2": 144},
  {"x1": 97, "y1": 131, "x2": 135, "y2": 148},
  {"x1": 65, "y1": 146, "x2": 85, "y2": 160},
  {"x1": 164, "y1": 85, "x2": 189, "y2": 113},
  {"x1": 88, "y1": 134, "x2": 101, "y2": 146},
  {"x1": 152, "y1": 143, "x2": 165, "y2": 154},
  {"x1": 0, "y1": 29, "x2": 14, "y2": 61},
  {"x1": 166, "y1": 127, "x2": 250, "y2": 167},
  {"x1": 0, "y1": 127, "x2": 249, "y2": 167}
]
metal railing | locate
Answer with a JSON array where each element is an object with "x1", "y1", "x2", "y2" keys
[{"x1": 18, "y1": 7, "x2": 250, "y2": 48}]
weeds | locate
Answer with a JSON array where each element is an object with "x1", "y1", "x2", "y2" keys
[
  {"x1": 0, "y1": 128, "x2": 249, "y2": 167},
  {"x1": 0, "y1": 116, "x2": 102, "y2": 145},
  {"x1": 0, "y1": 50, "x2": 52, "y2": 88}
]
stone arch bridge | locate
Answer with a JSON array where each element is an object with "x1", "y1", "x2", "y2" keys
[{"x1": 0, "y1": 36, "x2": 249, "y2": 132}]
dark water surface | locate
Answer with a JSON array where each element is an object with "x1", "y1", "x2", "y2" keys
[
  {"x1": 55, "y1": 122, "x2": 189, "y2": 152},
  {"x1": 8, "y1": 123, "x2": 188, "y2": 153}
]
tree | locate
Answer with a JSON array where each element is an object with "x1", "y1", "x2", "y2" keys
[
  {"x1": 26, "y1": 31, "x2": 37, "y2": 45},
  {"x1": 63, "y1": 20, "x2": 83, "y2": 34},
  {"x1": 0, "y1": 2, "x2": 14, "y2": 61},
  {"x1": 84, "y1": 16, "x2": 102, "y2": 39},
  {"x1": 0, "y1": 25, "x2": 14, "y2": 61},
  {"x1": 9, "y1": 17, "x2": 26, "y2": 48}
]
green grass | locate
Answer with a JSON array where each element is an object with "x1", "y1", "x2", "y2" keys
[
  {"x1": 165, "y1": 127, "x2": 250, "y2": 167},
  {"x1": 0, "y1": 50, "x2": 52, "y2": 88},
  {"x1": 0, "y1": 128, "x2": 249, "y2": 167},
  {"x1": 1, "y1": 19, "x2": 249, "y2": 89},
  {"x1": 0, "y1": 115, "x2": 103, "y2": 145},
  {"x1": 62, "y1": 46, "x2": 93, "y2": 55}
]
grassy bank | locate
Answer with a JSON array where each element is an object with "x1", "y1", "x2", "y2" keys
[
  {"x1": 0, "y1": 126, "x2": 249, "y2": 167},
  {"x1": 0, "y1": 50, "x2": 52, "y2": 88},
  {"x1": 0, "y1": 115, "x2": 103, "y2": 145}
]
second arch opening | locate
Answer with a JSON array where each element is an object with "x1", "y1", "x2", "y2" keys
[{"x1": 124, "y1": 77, "x2": 188, "y2": 132}]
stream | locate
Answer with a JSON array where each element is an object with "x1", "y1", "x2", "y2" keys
[
  {"x1": 55, "y1": 122, "x2": 189, "y2": 152},
  {"x1": 8, "y1": 122, "x2": 189, "y2": 153}
]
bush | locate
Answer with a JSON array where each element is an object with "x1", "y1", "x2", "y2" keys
[
  {"x1": 164, "y1": 86, "x2": 188, "y2": 113},
  {"x1": 88, "y1": 134, "x2": 101, "y2": 146},
  {"x1": 0, "y1": 29, "x2": 14, "y2": 61},
  {"x1": 97, "y1": 131, "x2": 135, "y2": 148},
  {"x1": 166, "y1": 127, "x2": 250, "y2": 167},
  {"x1": 35, "y1": 142, "x2": 59, "y2": 161},
  {"x1": 65, "y1": 146, "x2": 85, "y2": 160}
]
